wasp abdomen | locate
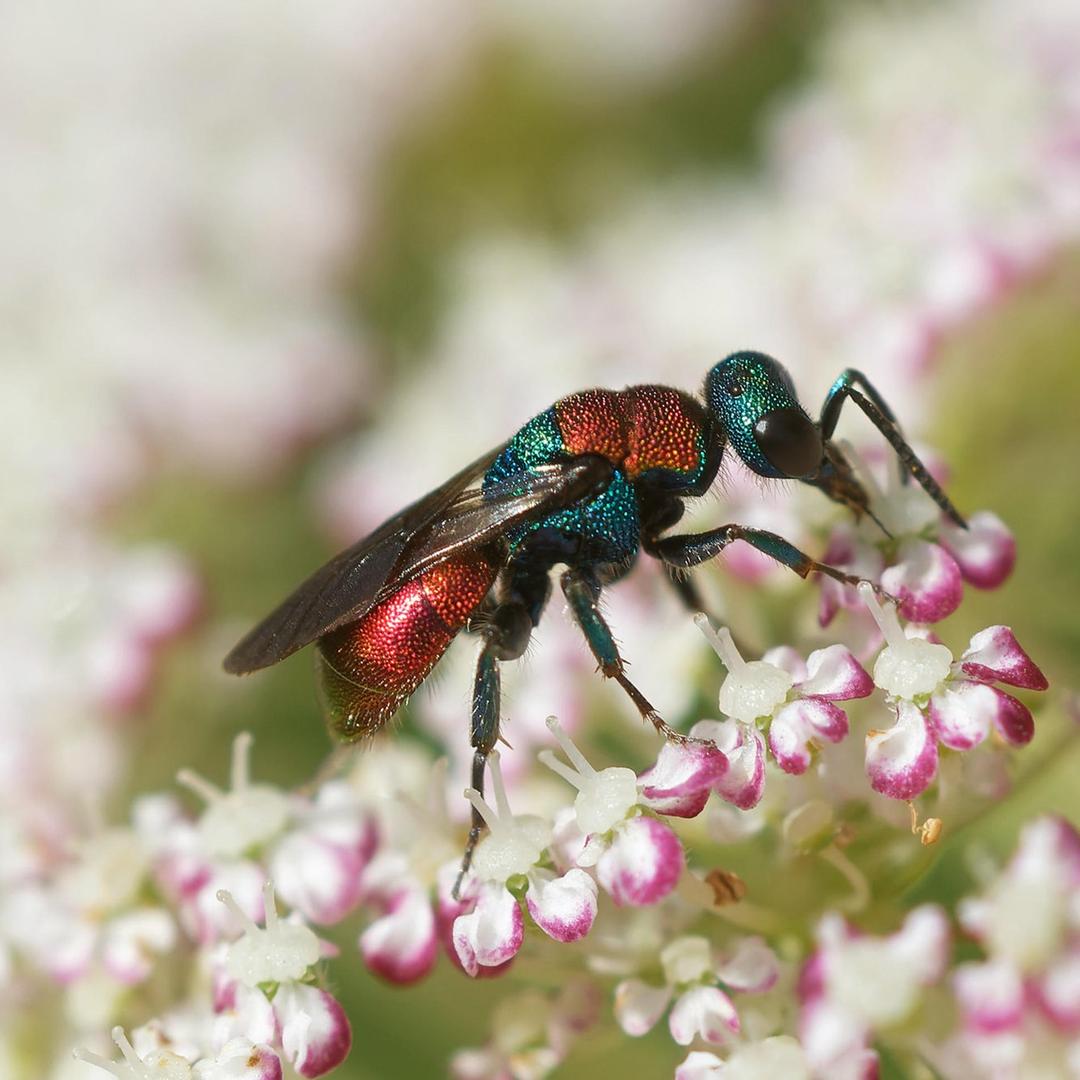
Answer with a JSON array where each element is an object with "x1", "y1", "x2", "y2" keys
[{"x1": 315, "y1": 553, "x2": 497, "y2": 740}]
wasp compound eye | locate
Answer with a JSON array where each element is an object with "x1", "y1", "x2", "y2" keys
[{"x1": 753, "y1": 407, "x2": 823, "y2": 478}]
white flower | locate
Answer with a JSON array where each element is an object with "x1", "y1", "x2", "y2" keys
[
  {"x1": 799, "y1": 906, "x2": 949, "y2": 1078},
  {"x1": 676, "y1": 1037, "x2": 811, "y2": 1080},
  {"x1": 615, "y1": 935, "x2": 779, "y2": 1046},
  {"x1": 539, "y1": 717, "x2": 723, "y2": 906},
  {"x1": 213, "y1": 885, "x2": 351, "y2": 1079},
  {"x1": 697, "y1": 614, "x2": 873, "y2": 779},
  {"x1": 859, "y1": 584, "x2": 1047, "y2": 801},
  {"x1": 452, "y1": 752, "x2": 597, "y2": 977}
]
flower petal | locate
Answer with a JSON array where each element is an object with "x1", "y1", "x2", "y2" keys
[
  {"x1": 526, "y1": 868, "x2": 597, "y2": 943},
  {"x1": 213, "y1": 985, "x2": 279, "y2": 1050},
  {"x1": 879, "y1": 539, "x2": 962, "y2": 623},
  {"x1": 1037, "y1": 949, "x2": 1080, "y2": 1032},
  {"x1": 939, "y1": 511, "x2": 1015, "y2": 589},
  {"x1": 452, "y1": 884, "x2": 524, "y2": 977},
  {"x1": 954, "y1": 960, "x2": 1025, "y2": 1034},
  {"x1": 692, "y1": 720, "x2": 766, "y2": 810},
  {"x1": 359, "y1": 887, "x2": 438, "y2": 985},
  {"x1": 100, "y1": 907, "x2": 177, "y2": 985},
  {"x1": 865, "y1": 701, "x2": 938, "y2": 799},
  {"x1": 596, "y1": 816, "x2": 684, "y2": 906},
  {"x1": 761, "y1": 646, "x2": 807, "y2": 682},
  {"x1": 798, "y1": 645, "x2": 874, "y2": 701},
  {"x1": 674, "y1": 1051, "x2": 725, "y2": 1079},
  {"x1": 960, "y1": 626, "x2": 1048, "y2": 690},
  {"x1": 270, "y1": 832, "x2": 365, "y2": 926},
  {"x1": 613, "y1": 979, "x2": 673, "y2": 1037},
  {"x1": 194, "y1": 1039, "x2": 283, "y2": 1080},
  {"x1": 714, "y1": 936, "x2": 780, "y2": 994},
  {"x1": 887, "y1": 904, "x2": 951, "y2": 987},
  {"x1": 927, "y1": 682, "x2": 995, "y2": 751},
  {"x1": 668, "y1": 985, "x2": 740, "y2": 1046},
  {"x1": 638, "y1": 741, "x2": 728, "y2": 818},
  {"x1": 992, "y1": 688, "x2": 1035, "y2": 745},
  {"x1": 816, "y1": 525, "x2": 884, "y2": 628},
  {"x1": 275, "y1": 984, "x2": 352, "y2": 1079},
  {"x1": 677, "y1": 1038, "x2": 811, "y2": 1080},
  {"x1": 769, "y1": 698, "x2": 849, "y2": 774}
]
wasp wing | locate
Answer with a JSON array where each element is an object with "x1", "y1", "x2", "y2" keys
[{"x1": 223, "y1": 452, "x2": 613, "y2": 674}]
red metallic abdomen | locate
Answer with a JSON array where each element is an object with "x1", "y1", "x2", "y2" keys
[{"x1": 315, "y1": 552, "x2": 498, "y2": 739}]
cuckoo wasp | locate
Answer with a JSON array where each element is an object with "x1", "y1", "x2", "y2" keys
[{"x1": 225, "y1": 351, "x2": 965, "y2": 882}]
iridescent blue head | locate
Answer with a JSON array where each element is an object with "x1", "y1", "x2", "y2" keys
[{"x1": 705, "y1": 351, "x2": 823, "y2": 479}]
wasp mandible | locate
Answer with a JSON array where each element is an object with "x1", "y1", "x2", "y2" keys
[{"x1": 225, "y1": 351, "x2": 966, "y2": 881}]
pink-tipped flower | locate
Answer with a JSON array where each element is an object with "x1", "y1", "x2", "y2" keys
[
  {"x1": 450, "y1": 979, "x2": 600, "y2": 1079},
  {"x1": 799, "y1": 906, "x2": 949, "y2": 1080},
  {"x1": 27, "y1": 828, "x2": 176, "y2": 990},
  {"x1": 352, "y1": 755, "x2": 462, "y2": 985},
  {"x1": 74, "y1": 1026, "x2": 282, "y2": 1080},
  {"x1": 269, "y1": 782, "x2": 375, "y2": 926},
  {"x1": 452, "y1": 751, "x2": 597, "y2": 977},
  {"x1": 951, "y1": 817, "x2": 1080, "y2": 1066},
  {"x1": 214, "y1": 884, "x2": 351, "y2": 1079},
  {"x1": 817, "y1": 450, "x2": 1015, "y2": 626},
  {"x1": 695, "y1": 614, "x2": 872, "y2": 789},
  {"x1": 172, "y1": 735, "x2": 373, "y2": 941},
  {"x1": 615, "y1": 935, "x2": 779, "y2": 1047},
  {"x1": 539, "y1": 717, "x2": 710, "y2": 907},
  {"x1": 675, "y1": 1037, "x2": 811, "y2": 1079},
  {"x1": 860, "y1": 585, "x2": 1047, "y2": 800}
]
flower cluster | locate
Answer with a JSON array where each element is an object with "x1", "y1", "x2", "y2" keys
[
  {"x1": 5, "y1": 0, "x2": 1073, "y2": 1076},
  {"x1": 817, "y1": 451, "x2": 1017, "y2": 626},
  {"x1": 55, "y1": 547, "x2": 1051, "y2": 1080},
  {"x1": 943, "y1": 817, "x2": 1080, "y2": 1077}
]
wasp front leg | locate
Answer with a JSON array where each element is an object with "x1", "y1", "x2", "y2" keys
[
  {"x1": 818, "y1": 368, "x2": 966, "y2": 528},
  {"x1": 651, "y1": 523, "x2": 879, "y2": 592}
]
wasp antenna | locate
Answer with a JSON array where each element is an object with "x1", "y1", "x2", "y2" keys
[{"x1": 865, "y1": 505, "x2": 894, "y2": 539}]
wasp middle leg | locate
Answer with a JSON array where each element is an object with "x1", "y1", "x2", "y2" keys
[
  {"x1": 639, "y1": 492, "x2": 711, "y2": 616},
  {"x1": 560, "y1": 565, "x2": 700, "y2": 745}
]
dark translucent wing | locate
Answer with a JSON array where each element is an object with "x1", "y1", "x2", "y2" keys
[
  {"x1": 223, "y1": 452, "x2": 613, "y2": 674},
  {"x1": 389, "y1": 454, "x2": 613, "y2": 584},
  {"x1": 223, "y1": 446, "x2": 503, "y2": 674}
]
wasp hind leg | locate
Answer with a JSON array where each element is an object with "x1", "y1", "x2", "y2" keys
[
  {"x1": 454, "y1": 566, "x2": 549, "y2": 899},
  {"x1": 561, "y1": 566, "x2": 700, "y2": 746}
]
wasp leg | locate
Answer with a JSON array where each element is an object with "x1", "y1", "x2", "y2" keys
[
  {"x1": 640, "y1": 494, "x2": 712, "y2": 617},
  {"x1": 454, "y1": 598, "x2": 534, "y2": 900},
  {"x1": 561, "y1": 567, "x2": 698, "y2": 745},
  {"x1": 818, "y1": 369, "x2": 966, "y2": 528},
  {"x1": 664, "y1": 571, "x2": 709, "y2": 614},
  {"x1": 652, "y1": 524, "x2": 876, "y2": 591}
]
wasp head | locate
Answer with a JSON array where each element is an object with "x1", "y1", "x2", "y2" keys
[{"x1": 705, "y1": 351, "x2": 823, "y2": 480}]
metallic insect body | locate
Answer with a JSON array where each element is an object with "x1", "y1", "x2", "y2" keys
[{"x1": 225, "y1": 352, "x2": 966, "y2": 878}]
